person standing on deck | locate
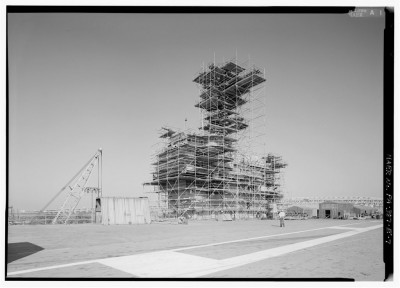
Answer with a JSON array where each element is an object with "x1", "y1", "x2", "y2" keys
[{"x1": 279, "y1": 211, "x2": 286, "y2": 227}]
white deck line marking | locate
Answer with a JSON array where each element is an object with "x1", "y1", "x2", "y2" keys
[
  {"x1": 328, "y1": 226, "x2": 364, "y2": 230},
  {"x1": 98, "y1": 224, "x2": 382, "y2": 278},
  {"x1": 98, "y1": 251, "x2": 220, "y2": 278},
  {"x1": 181, "y1": 224, "x2": 383, "y2": 277},
  {"x1": 172, "y1": 222, "x2": 362, "y2": 252},
  {"x1": 7, "y1": 222, "x2": 382, "y2": 277},
  {"x1": 7, "y1": 260, "x2": 98, "y2": 276}
]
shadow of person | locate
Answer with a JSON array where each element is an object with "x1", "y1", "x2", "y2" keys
[{"x1": 7, "y1": 242, "x2": 44, "y2": 263}]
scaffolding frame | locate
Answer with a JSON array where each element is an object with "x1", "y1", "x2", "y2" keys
[{"x1": 144, "y1": 56, "x2": 287, "y2": 220}]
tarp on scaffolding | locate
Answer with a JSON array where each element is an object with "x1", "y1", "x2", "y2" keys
[{"x1": 101, "y1": 197, "x2": 151, "y2": 225}]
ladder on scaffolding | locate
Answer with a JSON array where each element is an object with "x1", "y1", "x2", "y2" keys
[{"x1": 33, "y1": 149, "x2": 103, "y2": 224}]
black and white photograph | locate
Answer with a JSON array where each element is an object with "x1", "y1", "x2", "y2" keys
[{"x1": 4, "y1": 2, "x2": 396, "y2": 284}]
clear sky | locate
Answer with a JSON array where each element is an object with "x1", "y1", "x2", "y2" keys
[{"x1": 8, "y1": 12, "x2": 385, "y2": 211}]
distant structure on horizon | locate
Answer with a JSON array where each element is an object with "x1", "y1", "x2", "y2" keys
[
  {"x1": 281, "y1": 196, "x2": 383, "y2": 210},
  {"x1": 144, "y1": 57, "x2": 287, "y2": 220}
]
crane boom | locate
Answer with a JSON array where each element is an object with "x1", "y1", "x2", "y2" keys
[
  {"x1": 30, "y1": 149, "x2": 102, "y2": 225},
  {"x1": 51, "y1": 149, "x2": 102, "y2": 224},
  {"x1": 39, "y1": 153, "x2": 99, "y2": 213}
]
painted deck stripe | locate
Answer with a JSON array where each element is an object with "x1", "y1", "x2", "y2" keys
[
  {"x1": 172, "y1": 222, "x2": 362, "y2": 252},
  {"x1": 7, "y1": 223, "x2": 350, "y2": 276},
  {"x1": 186, "y1": 224, "x2": 383, "y2": 278},
  {"x1": 98, "y1": 224, "x2": 382, "y2": 278},
  {"x1": 328, "y1": 226, "x2": 364, "y2": 230},
  {"x1": 7, "y1": 260, "x2": 99, "y2": 276},
  {"x1": 98, "y1": 251, "x2": 220, "y2": 278},
  {"x1": 7, "y1": 222, "x2": 382, "y2": 277}
]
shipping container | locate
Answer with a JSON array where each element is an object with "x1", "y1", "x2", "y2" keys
[{"x1": 101, "y1": 197, "x2": 151, "y2": 225}]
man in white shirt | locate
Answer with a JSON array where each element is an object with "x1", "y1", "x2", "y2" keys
[{"x1": 279, "y1": 211, "x2": 286, "y2": 227}]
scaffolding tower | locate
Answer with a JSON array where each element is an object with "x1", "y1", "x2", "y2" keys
[{"x1": 144, "y1": 57, "x2": 287, "y2": 220}]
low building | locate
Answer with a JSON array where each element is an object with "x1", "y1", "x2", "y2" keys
[
  {"x1": 319, "y1": 201, "x2": 355, "y2": 219},
  {"x1": 353, "y1": 205, "x2": 376, "y2": 217}
]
